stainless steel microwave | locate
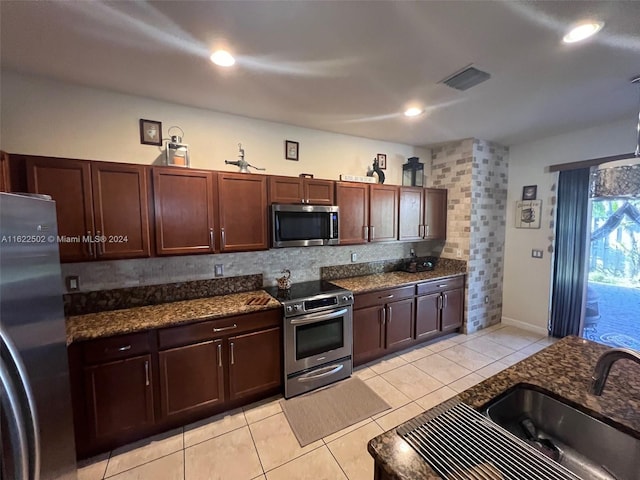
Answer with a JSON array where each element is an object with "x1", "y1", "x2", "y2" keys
[{"x1": 271, "y1": 204, "x2": 339, "y2": 248}]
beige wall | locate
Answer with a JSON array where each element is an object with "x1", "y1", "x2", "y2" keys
[
  {"x1": 0, "y1": 70, "x2": 430, "y2": 183},
  {"x1": 502, "y1": 116, "x2": 637, "y2": 333}
]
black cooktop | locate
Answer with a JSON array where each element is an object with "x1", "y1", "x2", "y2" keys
[{"x1": 264, "y1": 280, "x2": 346, "y2": 302}]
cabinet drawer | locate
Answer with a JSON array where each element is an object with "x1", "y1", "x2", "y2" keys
[
  {"x1": 81, "y1": 332, "x2": 152, "y2": 365},
  {"x1": 416, "y1": 276, "x2": 465, "y2": 296},
  {"x1": 354, "y1": 286, "x2": 414, "y2": 309},
  {"x1": 158, "y1": 309, "x2": 281, "y2": 350}
]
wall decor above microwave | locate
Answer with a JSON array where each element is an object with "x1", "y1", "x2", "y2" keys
[{"x1": 272, "y1": 204, "x2": 339, "y2": 247}]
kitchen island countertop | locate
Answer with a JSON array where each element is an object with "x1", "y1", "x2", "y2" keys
[
  {"x1": 66, "y1": 289, "x2": 280, "y2": 344},
  {"x1": 368, "y1": 336, "x2": 640, "y2": 479}
]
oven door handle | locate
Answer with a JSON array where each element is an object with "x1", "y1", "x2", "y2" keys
[
  {"x1": 297, "y1": 364, "x2": 344, "y2": 382},
  {"x1": 289, "y1": 308, "x2": 348, "y2": 325}
]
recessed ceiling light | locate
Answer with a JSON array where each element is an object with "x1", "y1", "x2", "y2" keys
[
  {"x1": 404, "y1": 107, "x2": 423, "y2": 117},
  {"x1": 210, "y1": 50, "x2": 235, "y2": 67},
  {"x1": 562, "y1": 21, "x2": 604, "y2": 44}
]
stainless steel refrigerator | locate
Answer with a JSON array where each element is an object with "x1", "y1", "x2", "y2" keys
[{"x1": 1, "y1": 192, "x2": 77, "y2": 480}]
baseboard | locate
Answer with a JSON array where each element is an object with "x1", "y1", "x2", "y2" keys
[{"x1": 501, "y1": 316, "x2": 549, "y2": 336}]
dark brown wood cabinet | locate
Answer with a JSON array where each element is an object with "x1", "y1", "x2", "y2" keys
[
  {"x1": 424, "y1": 188, "x2": 447, "y2": 240},
  {"x1": 399, "y1": 187, "x2": 447, "y2": 241},
  {"x1": 369, "y1": 184, "x2": 399, "y2": 242},
  {"x1": 353, "y1": 286, "x2": 414, "y2": 365},
  {"x1": 82, "y1": 353, "x2": 154, "y2": 443},
  {"x1": 269, "y1": 176, "x2": 334, "y2": 205},
  {"x1": 25, "y1": 156, "x2": 151, "y2": 262},
  {"x1": 336, "y1": 181, "x2": 369, "y2": 245},
  {"x1": 0, "y1": 151, "x2": 9, "y2": 192},
  {"x1": 218, "y1": 173, "x2": 268, "y2": 251},
  {"x1": 158, "y1": 340, "x2": 225, "y2": 419},
  {"x1": 415, "y1": 275, "x2": 465, "y2": 337},
  {"x1": 152, "y1": 167, "x2": 217, "y2": 255},
  {"x1": 228, "y1": 326, "x2": 282, "y2": 401}
]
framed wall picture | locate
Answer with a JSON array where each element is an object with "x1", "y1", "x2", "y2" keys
[
  {"x1": 515, "y1": 200, "x2": 542, "y2": 229},
  {"x1": 522, "y1": 185, "x2": 537, "y2": 200},
  {"x1": 139, "y1": 119, "x2": 162, "y2": 146},
  {"x1": 376, "y1": 153, "x2": 387, "y2": 170},
  {"x1": 285, "y1": 140, "x2": 299, "y2": 161}
]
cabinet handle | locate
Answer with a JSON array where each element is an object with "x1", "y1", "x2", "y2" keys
[
  {"x1": 370, "y1": 226, "x2": 375, "y2": 240},
  {"x1": 213, "y1": 323, "x2": 237, "y2": 333},
  {"x1": 221, "y1": 227, "x2": 226, "y2": 249},
  {"x1": 437, "y1": 296, "x2": 442, "y2": 310},
  {"x1": 426, "y1": 225, "x2": 430, "y2": 237},
  {"x1": 86, "y1": 231, "x2": 94, "y2": 257},
  {"x1": 388, "y1": 306, "x2": 392, "y2": 323},
  {"x1": 381, "y1": 308, "x2": 386, "y2": 325},
  {"x1": 230, "y1": 342, "x2": 235, "y2": 365},
  {"x1": 209, "y1": 228, "x2": 214, "y2": 249},
  {"x1": 217, "y1": 343, "x2": 222, "y2": 367},
  {"x1": 379, "y1": 294, "x2": 394, "y2": 299},
  {"x1": 144, "y1": 360, "x2": 150, "y2": 386},
  {"x1": 438, "y1": 284, "x2": 448, "y2": 288},
  {"x1": 444, "y1": 293, "x2": 448, "y2": 308},
  {"x1": 363, "y1": 226, "x2": 369, "y2": 241},
  {"x1": 96, "y1": 230, "x2": 104, "y2": 256},
  {"x1": 117, "y1": 345, "x2": 131, "y2": 352}
]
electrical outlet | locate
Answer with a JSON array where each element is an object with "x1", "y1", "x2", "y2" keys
[
  {"x1": 65, "y1": 275, "x2": 79, "y2": 291},
  {"x1": 350, "y1": 252, "x2": 357, "y2": 262},
  {"x1": 457, "y1": 249, "x2": 462, "y2": 258},
  {"x1": 531, "y1": 249, "x2": 544, "y2": 259},
  {"x1": 214, "y1": 264, "x2": 224, "y2": 277},
  {"x1": 484, "y1": 295, "x2": 489, "y2": 304},
  {"x1": 410, "y1": 248, "x2": 415, "y2": 257}
]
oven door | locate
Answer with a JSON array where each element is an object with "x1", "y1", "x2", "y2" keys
[{"x1": 284, "y1": 307, "x2": 352, "y2": 375}]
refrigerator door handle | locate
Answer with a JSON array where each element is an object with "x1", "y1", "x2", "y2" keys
[
  {"x1": 0, "y1": 359, "x2": 30, "y2": 480},
  {"x1": 0, "y1": 328, "x2": 41, "y2": 480}
]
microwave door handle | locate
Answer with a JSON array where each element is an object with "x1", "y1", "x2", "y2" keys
[
  {"x1": 289, "y1": 308, "x2": 349, "y2": 325},
  {"x1": 329, "y1": 215, "x2": 334, "y2": 240},
  {"x1": 0, "y1": 359, "x2": 30, "y2": 480},
  {"x1": 0, "y1": 329, "x2": 41, "y2": 480}
]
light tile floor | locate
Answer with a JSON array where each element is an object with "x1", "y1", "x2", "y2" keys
[{"x1": 78, "y1": 324, "x2": 557, "y2": 480}]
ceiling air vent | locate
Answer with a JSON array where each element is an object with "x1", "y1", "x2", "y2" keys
[{"x1": 441, "y1": 65, "x2": 491, "y2": 91}]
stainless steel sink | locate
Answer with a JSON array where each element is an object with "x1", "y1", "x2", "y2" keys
[{"x1": 485, "y1": 385, "x2": 640, "y2": 480}]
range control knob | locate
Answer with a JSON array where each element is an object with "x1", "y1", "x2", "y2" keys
[
  {"x1": 342, "y1": 294, "x2": 353, "y2": 302},
  {"x1": 293, "y1": 304, "x2": 301, "y2": 311},
  {"x1": 285, "y1": 305, "x2": 293, "y2": 313}
]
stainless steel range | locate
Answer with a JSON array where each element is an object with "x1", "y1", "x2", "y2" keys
[{"x1": 265, "y1": 280, "x2": 354, "y2": 398}]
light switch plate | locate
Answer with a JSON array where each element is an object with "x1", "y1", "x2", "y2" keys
[
  {"x1": 65, "y1": 275, "x2": 79, "y2": 291},
  {"x1": 350, "y1": 252, "x2": 357, "y2": 262},
  {"x1": 214, "y1": 264, "x2": 224, "y2": 277},
  {"x1": 531, "y1": 249, "x2": 544, "y2": 259}
]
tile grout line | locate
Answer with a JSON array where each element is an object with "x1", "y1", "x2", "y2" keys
[
  {"x1": 245, "y1": 420, "x2": 267, "y2": 478},
  {"x1": 324, "y1": 439, "x2": 350, "y2": 480},
  {"x1": 261, "y1": 442, "x2": 327, "y2": 476}
]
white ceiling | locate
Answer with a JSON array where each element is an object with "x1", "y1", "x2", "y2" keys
[{"x1": 1, "y1": 1, "x2": 639, "y2": 147}]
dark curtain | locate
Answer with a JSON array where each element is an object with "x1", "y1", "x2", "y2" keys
[{"x1": 550, "y1": 168, "x2": 591, "y2": 337}]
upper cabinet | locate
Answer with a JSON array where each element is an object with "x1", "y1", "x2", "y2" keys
[
  {"x1": 26, "y1": 156, "x2": 151, "y2": 262},
  {"x1": 218, "y1": 173, "x2": 268, "y2": 252},
  {"x1": 336, "y1": 182, "x2": 398, "y2": 244},
  {"x1": 152, "y1": 167, "x2": 217, "y2": 256},
  {"x1": 269, "y1": 176, "x2": 334, "y2": 205},
  {"x1": 336, "y1": 182, "x2": 369, "y2": 245},
  {"x1": 369, "y1": 184, "x2": 398, "y2": 242},
  {"x1": 399, "y1": 187, "x2": 447, "y2": 241}
]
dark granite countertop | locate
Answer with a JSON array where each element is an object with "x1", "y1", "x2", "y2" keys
[
  {"x1": 330, "y1": 267, "x2": 466, "y2": 294},
  {"x1": 66, "y1": 290, "x2": 281, "y2": 344},
  {"x1": 368, "y1": 336, "x2": 640, "y2": 480}
]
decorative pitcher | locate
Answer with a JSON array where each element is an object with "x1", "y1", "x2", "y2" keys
[{"x1": 277, "y1": 269, "x2": 292, "y2": 290}]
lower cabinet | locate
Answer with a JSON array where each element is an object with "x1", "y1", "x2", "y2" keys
[
  {"x1": 83, "y1": 354, "x2": 155, "y2": 441},
  {"x1": 353, "y1": 286, "x2": 414, "y2": 365},
  {"x1": 68, "y1": 309, "x2": 282, "y2": 458},
  {"x1": 353, "y1": 276, "x2": 465, "y2": 367}
]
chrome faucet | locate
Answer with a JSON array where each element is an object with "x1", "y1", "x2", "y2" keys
[{"x1": 590, "y1": 348, "x2": 640, "y2": 395}]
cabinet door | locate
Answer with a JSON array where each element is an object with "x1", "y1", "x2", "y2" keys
[
  {"x1": 91, "y1": 162, "x2": 151, "y2": 259},
  {"x1": 228, "y1": 327, "x2": 282, "y2": 402},
  {"x1": 336, "y1": 182, "x2": 369, "y2": 245},
  {"x1": 304, "y1": 179, "x2": 335, "y2": 205},
  {"x1": 424, "y1": 188, "x2": 447, "y2": 240},
  {"x1": 0, "y1": 151, "x2": 8, "y2": 192},
  {"x1": 385, "y1": 298, "x2": 414, "y2": 350},
  {"x1": 83, "y1": 354, "x2": 154, "y2": 441},
  {"x1": 415, "y1": 293, "x2": 440, "y2": 340},
  {"x1": 398, "y1": 187, "x2": 424, "y2": 241},
  {"x1": 353, "y1": 305, "x2": 385, "y2": 365},
  {"x1": 26, "y1": 156, "x2": 95, "y2": 262},
  {"x1": 369, "y1": 184, "x2": 398, "y2": 242},
  {"x1": 218, "y1": 173, "x2": 268, "y2": 252},
  {"x1": 152, "y1": 167, "x2": 216, "y2": 255},
  {"x1": 441, "y1": 288, "x2": 463, "y2": 332},
  {"x1": 158, "y1": 340, "x2": 225, "y2": 419},
  {"x1": 269, "y1": 176, "x2": 303, "y2": 204}
]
